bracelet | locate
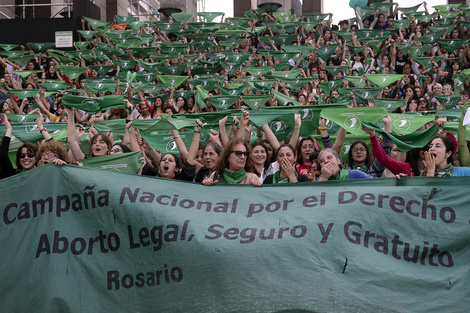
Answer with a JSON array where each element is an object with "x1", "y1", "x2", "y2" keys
[
  {"x1": 194, "y1": 130, "x2": 200, "y2": 133},
  {"x1": 173, "y1": 136, "x2": 180, "y2": 139},
  {"x1": 318, "y1": 126, "x2": 327, "y2": 130},
  {"x1": 40, "y1": 128, "x2": 47, "y2": 133}
]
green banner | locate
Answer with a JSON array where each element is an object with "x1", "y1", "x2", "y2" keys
[
  {"x1": 8, "y1": 89, "x2": 40, "y2": 99},
  {"x1": 2, "y1": 165, "x2": 470, "y2": 312},
  {"x1": 62, "y1": 94, "x2": 126, "y2": 114},
  {"x1": 365, "y1": 74, "x2": 404, "y2": 88},
  {"x1": 372, "y1": 98, "x2": 405, "y2": 113}
]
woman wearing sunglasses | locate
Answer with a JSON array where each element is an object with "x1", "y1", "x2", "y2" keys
[
  {"x1": 0, "y1": 113, "x2": 41, "y2": 178},
  {"x1": 202, "y1": 138, "x2": 261, "y2": 186}
]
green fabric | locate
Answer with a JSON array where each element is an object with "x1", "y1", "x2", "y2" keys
[
  {"x1": 272, "y1": 170, "x2": 298, "y2": 184},
  {"x1": 62, "y1": 94, "x2": 126, "y2": 114},
  {"x1": 218, "y1": 84, "x2": 247, "y2": 96},
  {"x1": 223, "y1": 168, "x2": 247, "y2": 184},
  {"x1": 435, "y1": 163, "x2": 454, "y2": 177},
  {"x1": 139, "y1": 131, "x2": 193, "y2": 156},
  {"x1": 338, "y1": 87, "x2": 382, "y2": 102},
  {"x1": 324, "y1": 66, "x2": 349, "y2": 78},
  {"x1": 27, "y1": 42, "x2": 54, "y2": 53},
  {"x1": 414, "y1": 12, "x2": 437, "y2": 23},
  {"x1": 283, "y1": 77, "x2": 315, "y2": 90},
  {"x1": 389, "y1": 113, "x2": 435, "y2": 135},
  {"x1": 266, "y1": 69, "x2": 301, "y2": 80},
  {"x1": 5, "y1": 114, "x2": 40, "y2": 123},
  {"x1": 372, "y1": 98, "x2": 405, "y2": 113},
  {"x1": 332, "y1": 30, "x2": 353, "y2": 42},
  {"x1": 344, "y1": 76, "x2": 366, "y2": 88},
  {"x1": 241, "y1": 95, "x2": 272, "y2": 109},
  {"x1": 115, "y1": 15, "x2": 138, "y2": 24},
  {"x1": 436, "y1": 95, "x2": 461, "y2": 109},
  {"x1": 390, "y1": 19, "x2": 412, "y2": 29},
  {"x1": 370, "y1": 2, "x2": 396, "y2": 11},
  {"x1": 351, "y1": 162, "x2": 369, "y2": 174},
  {"x1": 158, "y1": 64, "x2": 187, "y2": 76},
  {"x1": 304, "y1": 13, "x2": 330, "y2": 24},
  {"x1": 206, "y1": 95, "x2": 239, "y2": 110},
  {"x1": 40, "y1": 82, "x2": 72, "y2": 92},
  {"x1": 355, "y1": 6, "x2": 377, "y2": 21},
  {"x1": 0, "y1": 44, "x2": 19, "y2": 51},
  {"x1": 198, "y1": 12, "x2": 223, "y2": 22},
  {"x1": 56, "y1": 66, "x2": 87, "y2": 80},
  {"x1": 365, "y1": 74, "x2": 404, "y2": 88},
  {"x1": 192, "y1": 76, "x2": 223, "y2": 91},
  {"x1": 8, "y1": 89, "x2": 40, "y2": 99},
  {"x1": 84, "y1": 82, "x2": 116, "y2": 94},
  {"x1": 259, "y1": 35, "x2": 297, "y2": 48},
  {"x1": 0, "y1": 122, "x2": 67, "y2": 143},
  {"x1": 83, "y1": 16, "x2": 111, "y2": 29},
  {"x1": 318, "y1": 80, "x2": 344, "y2": 95},
  {"x1": 272, "y1": 92, "x2": 301, "y2": 106},
  {"x1": 113, "y1": 60, "x2": 137, "y2": 71},
  {"x1": 437, "y1": 39, "x2": 466, "y2": 53},
  {"x1": 398, "y1": 2, "x2": 424, "y2": 15},
  {"x1": 331, "y1": 168, "x2": 349, "y2": 181},
  {"x1": 158, "y1": 75, "x2": 188, "y2": 88},
  {"x1": 316, "y1": 44, "x2": 339, "y2": 61},
  {"x1": 362, "y1": 120, "x2": 439, "y2": 152},
  {"x1": 80, "y1": 151, "x2": 143, "y2": 174},
  {"x1": 11, "y1": 70, "x2": 42, "y2": 79},
  {"x1": 320, "y1": 107, "x2": 388, "y2": 135},
  {"x1": 415, "y1": 30, "x2": 446, "y2": 45},
  {"x1": 76, "y1": 30, "x2": 98, "y2": 40},
  {"x1": 3, "y1": 164, "x2": 470, "y2": 312}
]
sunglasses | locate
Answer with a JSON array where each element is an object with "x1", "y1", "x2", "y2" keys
[
  {"x1": 351, "y1": 148, "x2": 366, "y2": 153},
  {"x1": 20, "y1": 152, "x2": 35, "y2": 158},
  {"x1": 231, "y1": 150, "x2": 249, "y2": 157}
]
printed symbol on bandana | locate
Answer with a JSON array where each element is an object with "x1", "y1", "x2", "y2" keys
[
  {"x1": 52, "y1": 128, "x2": 66, "y2": 136},
  {"x1": 380, "y1": 77, "x2": 388, "y2": 84},
  {"x1": 18, "y1": 116, "x2": 27, "y2": 122},
  {"x1": 300, "y1": 108, "x2": 313, "y2": 121},
  {"x1": 386, "y1": 103, "x2": 393, "y2": 110},
  {"x1": 449, "y1": 40, "x2": 455, "y2": 46},
  {"x1": 219, "y1": 99, "x2": 228, "y2": 107},
  {"x1": 52, "y1": 84, "x2": 59, "y2": 88},
  {"x1": 270, "y1": 121, "x2": 287, "y2": 133},
  {"x1": 22, "y1": 91, "x2": 28, "y2": 97},
  {"x1": 96, "y1": 83, "x2": 104, "y2": 89},
  {"x1": 394, "y1": 119, "x2": 411, "y2": 130},
  {"x1": 25, "y1": 124, "x2": 38, "y2": 133},
  {"x1": 250, "y1": 130, "x2": 257, "y2": 140},
  {"x1": 282, "y1": 54, "x2": 287, "y2": 59},
  {"x1": 166, "y1": 140, "x2": 178, "y2": 152},
  {"x1": 345, "y1": 117, "x2": 361, "y2": 130},
  {"x1": 341, "y1": 144, "x2": 351, "y2": 156},
  {"x1": 253, "y1": 101, "x2": 259, "y2": 107},
  {"x1": 361, "y1": 91, "x2": 371, "y2": 99},
  {"x1": 230, "y1": 90, "x2": 237, "y2": 95},
  {"x1": 329, "y1": 81, "x2": 335, "y2": 88},
  {"x1": 326, "y1": 119, "x2": 333, "y2": 129}
]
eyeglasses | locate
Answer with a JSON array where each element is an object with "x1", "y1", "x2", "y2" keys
[
  {"x1": 231, "y1": 150, "x2": 249, "y2": 157},
  {"x1": 351, "y1": 148, "x2": 366, "y2": 153},
  {"x1": 40, "y1": 152, "x2": 58, "y2": 158},
  {"x1": 20, "y1": 152, "x2": 35, "y2": 158},
  {"x1": 110, "y1": 148, "x2": 123, "y2": 154},
  {"x1": 301, "y1": 144, "x2": 315, "y2": 150},
  {"x1": 420, "y1": 99, "x2": 427, "y2": 103}
]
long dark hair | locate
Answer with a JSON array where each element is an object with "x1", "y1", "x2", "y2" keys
[
  {"x1": 216, "y1": 138, "x2": 253, "y2": 176},
  {"x1": 251, "y1": 141, "x2": 270, "y2": 176},
  {"x1": 348, "y1": 141, "x2": 371, "y2": 167}
]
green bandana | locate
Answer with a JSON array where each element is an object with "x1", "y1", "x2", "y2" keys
[
  {"x1": 80, "y1": 151, "x2": 143, "y2": 174},
  {"x1": 331, "y1": 168, "x2": 349, "y2": 181},
  {"x1": 115, "y1": 15, "x2": 138, "y2": 24},
  {"x1": 351, "y1": 163, "x2": 369, "y2": 174},
  {"x1": 223, "y1": 168, "x2": 247, "y2": 185},
  {"x1": 273, "y1": 170, "x2": 298, "y2": 184},
  {"x1": 435, "y1": 164, "x2": 454, "y2": 177}
]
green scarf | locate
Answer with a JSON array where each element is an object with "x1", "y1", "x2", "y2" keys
[
  {"x1": 273, "y1": 170, "x2": 298, "y2": 184},
  {"x1": 330, "y1": 168, "x2": 349, "y2": 181},
  {"x1": 351, "y1": 163, "x2": 369, "y2": 174},
  {"x1": 223, "y1": 168, "x2": 246, "y2": 184},
  {"x1": 435, "y1": 164, "x2": 454, "y2": 177}
]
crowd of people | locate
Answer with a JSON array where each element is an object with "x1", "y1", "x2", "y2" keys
[{"x1": 2, "y1": 2, "x2": 470, "y2": 185}]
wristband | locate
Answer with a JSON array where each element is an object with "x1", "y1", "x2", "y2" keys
[
  {"x1": 173, "y1": 136, "x2": 180, "y2": 139},
  {"x1": 318, "y1": 126, "x2": 327, "y2": 130},
  {"x1": 194, "y1": 130, "x2": 200, "y2": 133},
  {"x1": 40, "y1": 128, "x2": 47, "y2": 134}
]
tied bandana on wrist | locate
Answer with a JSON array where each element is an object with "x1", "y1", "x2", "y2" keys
[
  {"x1": 273, "y1": 170, "x2": 298, "y2": 184},
  {"x1": 435, "y1": 164, "x2": 454, "y2": 177},
  {"x1": 223, "y1": 168, "x2": 246, "y2": 185}
]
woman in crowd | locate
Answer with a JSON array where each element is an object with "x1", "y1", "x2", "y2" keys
[
  {"x1": 251, "y1": 141, "x2": 271, "y2": 183},
  {"x1": 264, "y1": 144, "x2": 309, "y2": 184},
  {"x1": 195, "y1": 142, "x2": 222, "y2": 183},
  {"x1": 202, "y1": 138, "x2": 261, "y2": 186},
  {"x1": 317, "y1": 148, "x2": 372, "y2": 181},
  {"x1": 37, "y1": 140, "x2": 70, "y2": 166},
  {"x1": 423, "y1": 136, "x2": 470, "y2": 177}
]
